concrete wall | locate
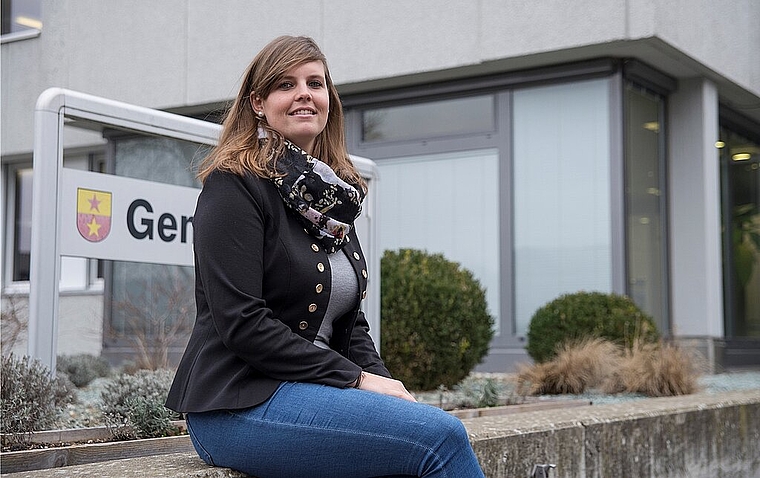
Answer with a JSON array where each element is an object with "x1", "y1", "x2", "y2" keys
[
  {"x1": 1, "y1": 294, "x2": 103, "y2": 358},
  {"x1": 3, "y1": 0, "x2": 760, "y2": 156},
  {"x1": 465, "y1": 389, "x2": 760, "y2": 478},
  {"x1": 4, "y1": 389, "x2": 756, "y2": 477},
  {"x1": 668, "y1": 80, "x2": 724, "y2": 344}
]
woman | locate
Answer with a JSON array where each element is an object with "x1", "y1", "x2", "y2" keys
[{"x1": 166, "y1": 35, "x2": 485, "y2": 478}]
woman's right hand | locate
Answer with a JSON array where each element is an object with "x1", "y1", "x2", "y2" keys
[{"x1": 358, "y1": 371, "x2": 417, "y2": 402}]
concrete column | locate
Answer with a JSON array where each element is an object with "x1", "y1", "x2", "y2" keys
[{"x1": 668, "y1": 79, "x2": 723, "y2": 366}]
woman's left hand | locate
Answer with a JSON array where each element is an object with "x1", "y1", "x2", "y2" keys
[{"x1": 357, "y1": 371, "x2": 417, "y2": 402}]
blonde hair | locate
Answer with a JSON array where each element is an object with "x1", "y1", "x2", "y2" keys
[{"x1": 197, "y1": 36, "x2": 363, "y2": 189}]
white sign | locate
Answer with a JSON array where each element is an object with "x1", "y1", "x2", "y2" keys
[{"x1": 60, "y1": 168, "x2": 200, "y2": 266}]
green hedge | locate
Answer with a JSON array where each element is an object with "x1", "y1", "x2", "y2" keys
[
  {"x1": 526, "y1": 291, "x2": 660, "y2": 363},
  {"x1": 381, "y1": 249, "x2": 494, "y2": 390}
]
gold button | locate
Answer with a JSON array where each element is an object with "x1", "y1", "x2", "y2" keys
[
  {"x1": 311, "y1": 244, "x2": 320, "y2": 252},
  {"x1": 362, "y1": 290, "x2": 367, "y2": 299},
  {"x1": 353, "y1": 252, "x2": 360, "y2": 260},
  {"x1": 317, "y1": 262, "x2": 325, "y2": 272},
  {"x1": 299, "y1": 321, "x2": 308, "y2": 330},
  {"x1": 315, "y1": 283, "x2": 324, "y2": 293},
  {"x1": 308, "y1": 304, "x2": 317, "y2": 313},
  {"x1": 362, "y1": 269, "x2": 368, "y2": 279}
]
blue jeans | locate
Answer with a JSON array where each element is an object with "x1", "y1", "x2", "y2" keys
[{"x1": 186, "y1": 381, "x2": 485, "y2": 478}]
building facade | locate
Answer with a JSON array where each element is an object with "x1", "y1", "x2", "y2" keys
[{"x1": 2, "y1": 0, "x2": 759, "y2": 371}]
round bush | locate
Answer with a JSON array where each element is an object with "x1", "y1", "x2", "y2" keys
[
  {"x1": 381, "y1": 249, "x2": 494, "y2": 391},
  {"x1": 526, "y1": 291, "x2": 660, "y2": 363}
]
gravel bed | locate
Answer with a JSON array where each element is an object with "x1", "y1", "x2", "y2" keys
[{"x1": 54, "y1": 370, "x2": 760, "y2": 429}]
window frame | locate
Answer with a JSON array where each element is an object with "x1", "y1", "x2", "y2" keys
[
  {"x1": 2, "y1": 158, "x2": 31, "y2": 293},
  {"x1": 1, "y1": 0, "x2": 42, "y2": 39},
  {"x1": 343, "y1": 58, "x2": 678, "y2": 368},
  {"x1": 718, "y1": 107, "x2": 760, "y2": 339},
  {"x1": 343, "y1": 59, "x2": 621, "y2": 358},
  {"x1": 2, "y1": 148, "x2": 107, "y2": 295}
]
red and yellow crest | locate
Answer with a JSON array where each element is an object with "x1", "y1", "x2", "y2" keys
[{"x1": 77, "y1": 188, "x2": 112, "y2": 242}]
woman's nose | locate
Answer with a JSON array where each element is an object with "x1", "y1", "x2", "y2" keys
[{"x1": 295, "y1": 82, "x2": 312, "y2": 101}]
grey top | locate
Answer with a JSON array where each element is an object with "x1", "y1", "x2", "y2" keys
[{"x1": 314, "y1": 249, "x2": 359, "y2": 349}]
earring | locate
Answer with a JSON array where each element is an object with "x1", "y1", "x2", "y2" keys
[{"x1": 256, "y1": 111, "x2": 264, "y2": 118}]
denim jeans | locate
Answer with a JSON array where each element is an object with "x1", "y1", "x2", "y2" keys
[{"x1": 186, "y1": 381, "x2": 485, "y2": 478}]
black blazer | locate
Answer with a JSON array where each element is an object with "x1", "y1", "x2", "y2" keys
[{"x1": 166, "y1": 170, "x2": 391, "y2": 413}]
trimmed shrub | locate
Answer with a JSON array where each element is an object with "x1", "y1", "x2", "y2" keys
[
  {"x1": 381, "y1": 249, "x2": 494, "y2": 391},
  {"x1": 57, "y1": 353, "x2": 112, "y2": 388},
  {"x1": 526, "y1": 291, "x2": 659, "y2": 363},
  {"x1": 1, "y1": 354, "x2": 76, "y2": 444},
  {"x1": 100, "y1": 369, "x2": 179, "y2": 440}
]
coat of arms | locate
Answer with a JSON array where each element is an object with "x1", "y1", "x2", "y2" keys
[{"x1": 77, "y1": 188, "x2": 112, "y2": 242}]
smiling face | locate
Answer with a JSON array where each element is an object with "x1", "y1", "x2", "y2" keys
[{"x1": 252, "y1": 61, "x2": 330, "y2": 155}]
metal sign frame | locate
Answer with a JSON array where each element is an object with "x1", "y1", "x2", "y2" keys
[{"x1": 30, "y1": 88, "x2": 380, "y2": 372}]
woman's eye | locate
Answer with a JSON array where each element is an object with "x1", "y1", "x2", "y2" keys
[
  {"x1": 279, "y1": 81, "x2": 294, "y2": 89},
  {"x1": 309, "y1": 80, "x2": 324, "y2": 88}
]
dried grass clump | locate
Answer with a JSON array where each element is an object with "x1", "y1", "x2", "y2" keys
[
  {"x1": 517, "y1": 338, "x2": 621, "y2": 395},
  {"x1": 517, "y1": 338, "x2": 701, "y2": 398},
  {"x1": 603, "y1": 340, "x2": 701, "y2": 396}
]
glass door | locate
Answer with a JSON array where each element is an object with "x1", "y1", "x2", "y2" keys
[{"x1": 720, "y1": 127, "x2": 760, "y2": 338}]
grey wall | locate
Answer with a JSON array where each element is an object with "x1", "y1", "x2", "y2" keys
[
  {"x1": 3, "y1": 0, "x2": 760, "y2": 156},
  {"x1": 668, "y1": 79, "x2": 724, "y2": 340}
]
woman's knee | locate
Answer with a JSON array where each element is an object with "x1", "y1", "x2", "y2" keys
[
  {"x1": 419, "y1": 405, "x2": 471, "y2": 447},
  {"x1": 441, "y1": 413, "x2": 471, "y2": 445}
]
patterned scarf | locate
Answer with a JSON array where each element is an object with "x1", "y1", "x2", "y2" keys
[{"x1": 271, "y1": 140, "x2": 364, "y2": 253}]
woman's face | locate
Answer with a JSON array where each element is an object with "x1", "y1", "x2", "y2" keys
[{"x1": 253, "y1": 61, "x2": 330, "y2": 155}]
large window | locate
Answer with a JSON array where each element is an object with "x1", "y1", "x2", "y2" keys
[
  {"x1": 103, "y1": 132, "x2": 205, "y2": 364},
  {"x1": 720, "y1": 123, "x2": 760, "y2": 338},
  {"x1": 374, "y1": 149, "x2": 501, "y2": 327},
  {"x1": 347, "y1": 61, "x2": 667, "y2": 369},
  {"x1": 624, "y1": 83, "x2": 668, "y2": 331},
  {"x1": 512, "y1": 78, "x2": 613, "y2": 335}
]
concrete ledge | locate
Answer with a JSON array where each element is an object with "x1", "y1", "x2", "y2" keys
[
  {"x1": 1, "y1": 452, "x2": 243, "y2": 477},
  {"x1": 464, "y1": 389, "x2": 760, "y2": 478},
  {"x1": 4, "y1": 390, "x2": 759, "y2": 477}
]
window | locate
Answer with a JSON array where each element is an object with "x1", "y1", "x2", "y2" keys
[
  {"x1": 11, "y1": 166, "x2": 32, "y2": 281},
  {"x1": 362, "y1": 95, "x2": 495, "y2": 143},
  {"x1": 719, "y1": 122, "x2": 760, "y2": 338},
  {"x1": 103, "y1": 133, "x2": 204, "y2": 362},
  {"x1": 3, "y1": 152, "x2": 105, "y2": 291},
  {"x1": 1, "y1": 0, "x2": 42, "y2": 36},
  {"x1": 624, "y1": 83, "x2": 668, "y2": 331},
  {"x1": 374, "y1": 149, "x2": 501, "y2": 328},
  {"x1": 512, "y1": 78, "x2": 613, "y2": 336},
  {"x1": 346, "y1": 60, "x2": 638, "y2": 369}
]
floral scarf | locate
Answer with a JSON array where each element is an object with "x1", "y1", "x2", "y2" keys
[{"x1": 272, "y1": 141, "x2": 364, "y2": 253}]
